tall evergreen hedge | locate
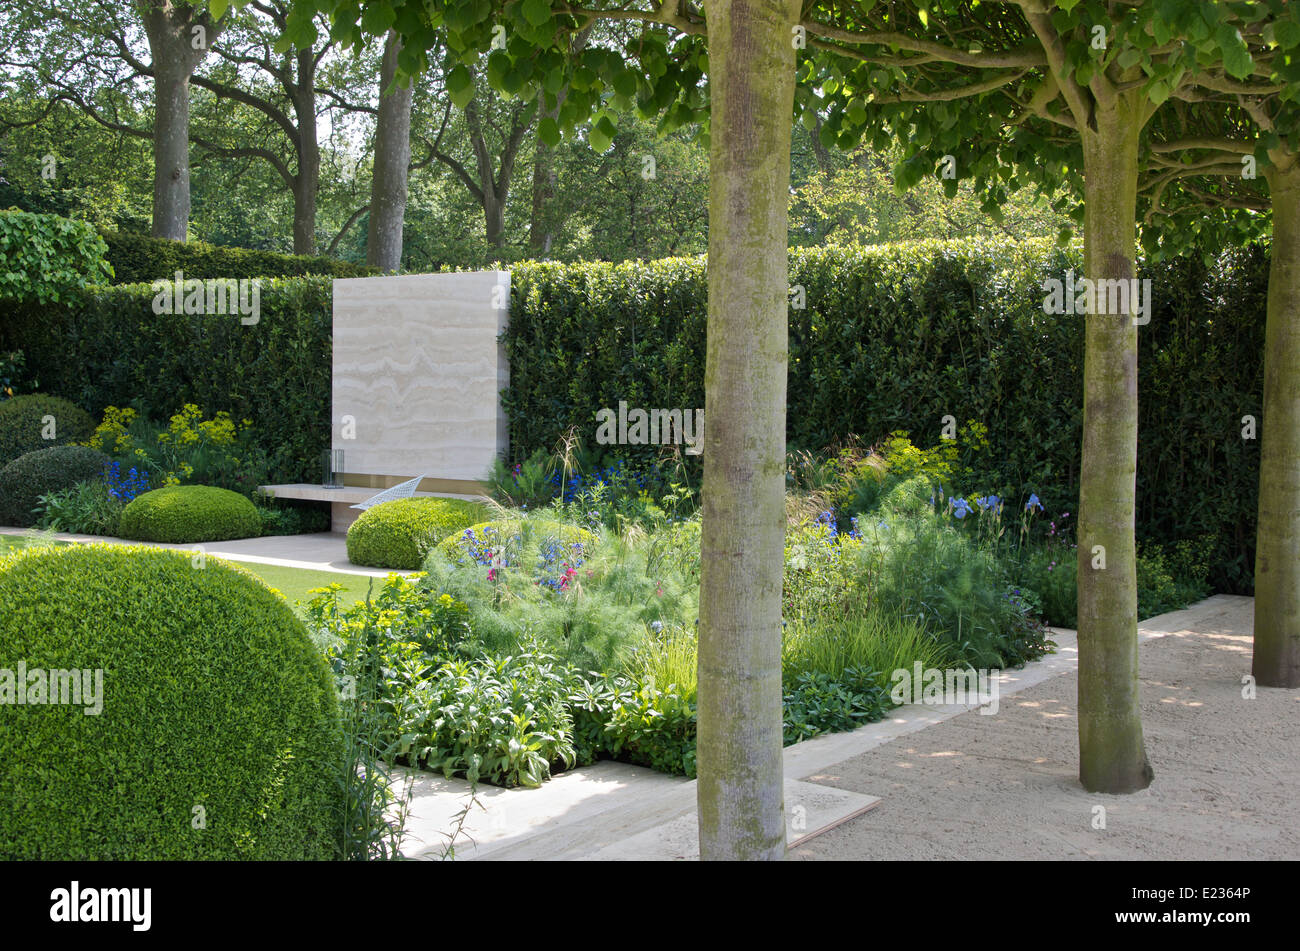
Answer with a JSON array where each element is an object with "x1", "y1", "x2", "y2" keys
[
  {"x1": 1, "y1": 237, "x2": 1267, "y2": 591},
  {"x1": 99, "y1": 230, "x2": 378, "y2": 283},
  {"x1": 2, "y1": 278, "x2": 333, "y2": 485},
  {"x1": 505, "y1": 239, "x2": 1267, "y2": 592}
]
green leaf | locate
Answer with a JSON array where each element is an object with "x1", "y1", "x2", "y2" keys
[
  {"x1": 613, "y1": 69, "x2": 639, "y2": 99},
  {"x1": 1117, "y1": 47, "x2": 1143, "y2": 70},
  {"x1": 538, "y1": 116, "x2": 560, "y2": 148},
  {"x1": 521, "y1": 0, "x2": 552, "y2": 28},
  {"x1": 589, "y1": 115, "x2": 617, "y2": 153},
  {"x1": 447, "y1": 65, "x2": 476, "y2": 108},
  {"x1": 1216, "y1": 24, "x2": 1254, "y2": 79},
  {"x1": 359, "y1": 3, "x2": 396, "y2": 35}
]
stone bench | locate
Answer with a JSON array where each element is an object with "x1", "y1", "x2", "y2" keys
[{"x1": 259, "y1": 481, "x2": 485, "y2": 533}]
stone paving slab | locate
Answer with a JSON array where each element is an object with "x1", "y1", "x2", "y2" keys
[{"x1": 394, "y1": 595, "x2": 1254, "y2": 861}]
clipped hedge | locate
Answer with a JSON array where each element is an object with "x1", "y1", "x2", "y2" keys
[
  {"x1": 0, "y1": 545, "x2": 344, "y2": 859},
  {"x1": 347, "y1": 497, "x2": 487, "y2": 570},
  {"x1": 99, "y1": 230, "x2": 378, "y2": 284},
  {"x1": 0, "y1": 236, "x2": 1272, "y2": 589},
  {"x1": 0, "y1": 394, "x2": 96, "y2": 469},
  {"x1": 0, "y1": 445, "x2": 110, "y2": 527},
  {"x1": 2, "y1": 277, "x2": 333, "y2": 483},
  {"x1": 119, "y1": 485, "x2": 262, "y2": 543},
  {"x1": 506, "y1": 240, "x2": 1268, "y2": 591}
]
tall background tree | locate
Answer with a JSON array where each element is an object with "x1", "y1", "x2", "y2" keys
[
  {"x1": 140, "y1": 0, "x2": 225, "y2": 239},
  {"x1": 803, "y1": 0, "x2": 1300, "y2": 790},
  {"x1": 367, "y1": 29, "x2": 415, "y2": 270}
]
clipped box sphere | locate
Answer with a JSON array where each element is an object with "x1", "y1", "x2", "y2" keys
[
  {"x1": 0, "y1": 545, "x2": 344, "y2": 859},
  {"x1": 119, "y1": 484, "x2": 261, "y2": 543},
  {"x1": 0, "y1": 445, "x2": 110, "y2": 527},
  {"x1": 0, "y1": 394, "x2": 95, "y2": 468},
  {"x1": 346, "y1": 496, "x2": 487, "y2": 570}
]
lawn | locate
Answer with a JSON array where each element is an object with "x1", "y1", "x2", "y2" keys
[
  {"x1": 0, "y1": 532, "x2": 374, "y2": 614},
  {"x1": 0, "y1": 533, "x2": 67, "y2": 553},
  {"x1": 236, "y1": 562, "x2": 377, "y2": 613}
]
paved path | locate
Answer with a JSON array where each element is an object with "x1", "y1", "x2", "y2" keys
[
  {"x1": 791, "y1": 595, "x2": 1299, "y2": 860},
  {"x1": 0, "y1": 527, "x2": 403, "y2": 577},
  {"x1": 399, "y1": 595, "x2": 1291, "y2": 860}
]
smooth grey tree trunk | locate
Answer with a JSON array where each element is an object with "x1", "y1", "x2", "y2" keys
[
  {"x1": 528, "y1": 118, "x2": 559, "y2": 256},
  {"x1": 367, "y1": 30, "x2": 413, "y2": 272},
  {"x1": 696, "y1": 0, "x2": 801, "y2": 861},
  {"x1": 1254, "y1": 160, "x2": 1300, "y2": 687},
  {"x1": 1076, "y1": 89, "x2": 1154, "y2": 794},
  {"x1": 291, "y1": 46, "x2": 320, "y2": 256},
  {"x1": 140, "y1": 1, "x2": 218, "y2": 241}
]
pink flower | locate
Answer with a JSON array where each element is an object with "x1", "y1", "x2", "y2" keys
[{"x1": 487, "y1": 568, "x2": 497, "y2": 582}]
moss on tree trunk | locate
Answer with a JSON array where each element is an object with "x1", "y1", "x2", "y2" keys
[
  {"x1": 1076, "y1": 91, "x2": 1154, "y2": 794},
  {"x1": 695, "y1": 0, "x2": 801, "y2": 861},
  {"x1": 1254, "y1": 162, "x2": 1300, "y2": 688}
]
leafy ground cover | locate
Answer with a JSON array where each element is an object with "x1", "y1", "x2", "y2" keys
[
  {"x1": 309, "y1": 429, "x2": 1210, "y2": 791},
  {"x1": 2, "y1": 424, "x2": 1212, "y2": 796}
]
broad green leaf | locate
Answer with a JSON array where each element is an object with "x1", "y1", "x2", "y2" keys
[
  {"x1": 447, "y1": 65, "x2": 476, "y2": 108},
  {"x1": 589, "y1": 115, "x2": 617, "y2": 152},
  {"x1": 1216, "y1": 24, "x2": 1254, "y2": 79},
  {"x1": 521, "y1": 0, "x2": 552, "y2": 28},
  {"x1": 538, "y1": 116, "x2": 560, "y2": 148}
]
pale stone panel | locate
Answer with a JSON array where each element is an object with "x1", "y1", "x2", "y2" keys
[{"x1": 331, "y1": 271, "x2": 510, "y2": 483}]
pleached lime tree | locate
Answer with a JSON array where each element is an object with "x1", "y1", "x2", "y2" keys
[
  {"x1": 802, "y1": 0, "x2": 1300, "y2": 790},
  {"x1": 1138, "y1": 93, "x2": 1300, "y2": 689},
  {"x1": 224, "y1": 0, "x2": 1300, "y2": 852},
  {"x1": 233, "y1": 0, "x2": 802, "y2": 859}
]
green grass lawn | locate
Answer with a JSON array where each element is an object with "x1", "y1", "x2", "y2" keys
[
  {"x1": 0, "y1": 533, "x2": 68, "y2": 553},
  {"x1": 0, "y1": 532, "x2": 380, "y2": 614},
  {"x1": 235, "y1": 562, "x2": 379, "y2": 612}
]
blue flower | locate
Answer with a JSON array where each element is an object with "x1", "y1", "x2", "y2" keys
[
  {"x1": 1026, "y1": 493, "x2": 1043, "y2": 512},
  {"x1": 950, "y1": 497, "x2": 971, "y2": 519}
]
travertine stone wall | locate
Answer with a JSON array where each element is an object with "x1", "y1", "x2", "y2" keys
[{"x1": 332, "y1": 271, "x2": 510, "y2": 485}]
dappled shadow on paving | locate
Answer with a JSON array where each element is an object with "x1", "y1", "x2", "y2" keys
[{"x1": 791, "y1": 600, "x2": 1300, "y2": 860}]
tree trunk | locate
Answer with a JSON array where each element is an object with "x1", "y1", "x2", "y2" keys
[
  {"x1": 151, "y1": 59, "x2": 192, "y2": 241},
  {"x1": 484, "y1": 192, "x2": 506, "y2": 250},
  {"x1": 528, "y1": 122, "x2": 559, "y2": 256},
  {"x1": 140, "y1": 1, "x2": 216, "y2": 242},
  {"x1": 367, "y1": 30, "x2": 414, "y2": 272},
  {"x1": 292, "y1": 47, "x2": 320, "y2": 256},
  {"x1": 696, "y1": 0, "x2": 800, "y2": 861},
  {"x1": 527, "y1": 29, "x2": 588, "y2": 257},
  {"x1": 1076, "y1": 91, "x2": 1154, "y2": 794},
  {"x1": 1254, "y1": 161, "x2": 1300, "y2": 687}
]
